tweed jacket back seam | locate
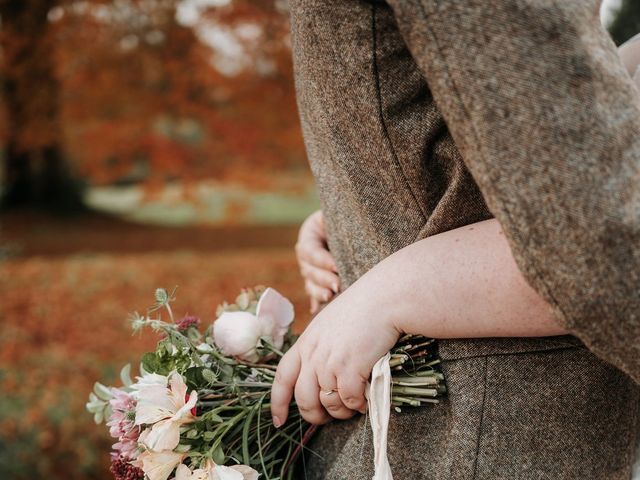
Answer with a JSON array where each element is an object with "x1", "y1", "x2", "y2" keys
[{"x1": 372, "y1": 4, "x2": 430, "y2": 224}]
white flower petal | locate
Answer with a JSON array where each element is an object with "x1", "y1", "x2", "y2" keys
[
  {"x1": 175, "y1": 464, "x2": 210, "y2": 480},
  {"x1": 175, "y1": 464, "x2": 194, "y2": 480},
  {"x1": 168, "y1": 371, "x2": 188, "y2": 410},
  {"x1": 135, "y1": 379, "x2": 177, "y2": 425},
  {"x1": 143, "y1": 418, "x2": 181, "y2": 452},
  {"x1": 139, "y1": 450, "x2": 184, "y2": 480},
  {"x1": 174, "y1": 390, "x2": 198, "y2": 421},
  {"x1": 230, "y1": 465, "x2": 260, "y2": 480},
  {"x1": 256, "y1": 287, "x2": 294, "y2": 349},
  {"x1": 213, "y1": 465, "x2": 245, "y2": 480},
  {"x1": 133, "y1": 373, "x2": 168, "y2": 390},
  {"x1": 213, "y1": 311, "x2": 263, "y2": 361},
  {"x1": 135, "y1": 371, "x2": 197, "y2": 428},
  {"x1": 135, "y1": 400, "x2": 175, "y2": 426},
  {"x1": 191, "y1": 468, "x2": 211, "y2": 480}
]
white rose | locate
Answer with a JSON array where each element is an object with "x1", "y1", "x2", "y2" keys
[{"x1": 213, "y1": 287, "x2": 294, "y2": 362}]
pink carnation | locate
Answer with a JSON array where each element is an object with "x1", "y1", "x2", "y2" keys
[{"x1": 107, "y1": 388, "x2": 140, "y2": 459}]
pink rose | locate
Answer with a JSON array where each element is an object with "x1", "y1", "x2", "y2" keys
[{"x1": 213, "y1": 287, "x2": 294, "y2": 362}]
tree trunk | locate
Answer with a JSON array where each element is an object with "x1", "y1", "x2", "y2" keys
[{"x1": 0, "y1": 0, "x2": 84, "y2": 211}]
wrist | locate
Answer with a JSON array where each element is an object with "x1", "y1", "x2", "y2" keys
[{"x1": 352, "y1": 252, "x2": 419, "y2": 336}]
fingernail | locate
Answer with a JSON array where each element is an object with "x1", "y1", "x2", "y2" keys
[
  {"x1": 332, "y1": 283, "x2": 339, "y2": 293},
  {"x1": 273, "y1": 416, "x2": 282, "y2": 428}
]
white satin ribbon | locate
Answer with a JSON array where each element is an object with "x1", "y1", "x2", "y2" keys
[{"x1": 366, "y1": 352, "x2": 393, "y2": 480}]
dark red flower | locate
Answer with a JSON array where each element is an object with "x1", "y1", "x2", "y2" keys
[
  {"x1": 110, "y1": 456, "x2": 144, "y2": 480},
  {"x1": 176, "y1": 314, "x2": 200, "y2": 332},
  {"x1": 185, "y1": 393, "x2": 197, "y2": 416}
]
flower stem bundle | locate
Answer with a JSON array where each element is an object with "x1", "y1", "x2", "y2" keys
[{"x1": 389, "y1": 335, "x2": 446, "y2": 409}]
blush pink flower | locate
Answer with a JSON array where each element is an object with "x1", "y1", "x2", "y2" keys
[
  {"x1": 134, "y1": 450, "x2": 185, "y2": 480},
  {"x1": 213, "y1": 287, "x2": 294, "y2": 362},
  {"x1": 134, "y1": 371, "x2": 197, "y2": 452},
  {"x1": 108, "y1": 388, "x2": 140, "y2": 459}
]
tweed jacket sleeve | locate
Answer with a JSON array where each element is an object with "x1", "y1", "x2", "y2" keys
[{"x1": 386, "y1": 0, "x2": 640, "y2": 380}]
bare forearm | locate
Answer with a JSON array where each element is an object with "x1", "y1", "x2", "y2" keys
[
  {"x1": 354, "y1": 219, "x2": 566, "y2": 338},
  {"x1": 271, "y1": 218, "x2": 567, "y2": 426}
]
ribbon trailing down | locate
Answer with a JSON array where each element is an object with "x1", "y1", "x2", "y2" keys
[{"x1": 366, "y1": 352, "x2": 393, "y2": 480}]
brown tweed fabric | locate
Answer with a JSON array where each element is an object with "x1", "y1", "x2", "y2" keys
[{"x1": 288, "y1": 0, "x2": 640, "y2": 478}]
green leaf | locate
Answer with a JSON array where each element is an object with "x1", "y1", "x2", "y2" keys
[
  {"x1": 200, "y1": 410, "x2": 223, "y2": 424},
  {"x1": 93, "y1": 382, "x2": 113, "y2": 401},
  {"x1": 141, "y1": 352, "x2": 162, "y2": 374},
  {"x1": 219, "y1": 363, "x2": 234, "y2": 379},
  {"x1": 120, "y1": 364, "x2": 133, "y2": 387},
  {"x1": 161, "y1": 339, "x2": 174, "y2": 356},
  {"x1": 242, "y1": 405, "x2": 258, "y2": 464},
  {"x1": 212, "y1": 445, "x2": 225, "y2": 465},
  {"x1": 175, "y1": 444, "x2": 192, "y2": 453},
  {"x1": 187, "y1": 328, "x2": 202, "y2": 343},
  {"x1": 196, "y1": 343, "x2": 214, "y2": 353},
  {"x1": 208, "y1": 413, "x2": 223, "y2": 423},
  {"x1": 183, "y1": 367, "x2": 205, "y2": 389}
]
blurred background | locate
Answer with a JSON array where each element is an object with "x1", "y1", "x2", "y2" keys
[{"x1": 0, "y1": 0, "x2": 639, "y2": 478}]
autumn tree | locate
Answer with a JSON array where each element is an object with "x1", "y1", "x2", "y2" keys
[
  {"x1": 0, "y1": 0, "x2": 84, "y2": 210},
  {"x1": 0, "y1": 0, "x2": 306, "y2": 210}
]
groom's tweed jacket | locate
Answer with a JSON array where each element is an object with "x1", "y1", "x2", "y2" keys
[{"x1": 288, "y1": 0, "x2": 640, "y2": 478}]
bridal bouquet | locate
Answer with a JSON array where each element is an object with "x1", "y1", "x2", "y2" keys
[{"x1": 87, "y1": 286, "x2": 445, "y2": 480}]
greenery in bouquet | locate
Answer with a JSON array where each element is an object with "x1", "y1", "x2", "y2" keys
[{"x1": 87, "y1": 286, "x2": 446, "y2": 480}]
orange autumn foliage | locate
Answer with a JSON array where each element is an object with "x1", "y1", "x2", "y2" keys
[{"x1": 0, "y1": 0, "x2": 307, "y2": 201}]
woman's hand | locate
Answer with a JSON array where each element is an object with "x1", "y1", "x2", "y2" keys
[
  {"x1": 295, "y1": 210, "x2": 341, "y2": 314},
  {"x1": 272, "y1": 219, "x2": 567, "y2": 427},
  {"x1": 270, "y1": 276, "x2": 402, "y2": 426}
]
